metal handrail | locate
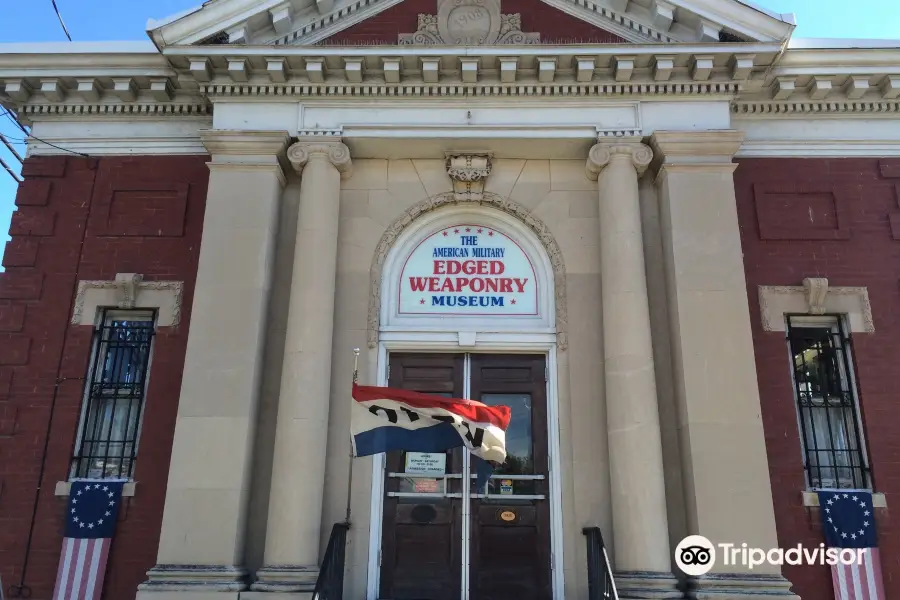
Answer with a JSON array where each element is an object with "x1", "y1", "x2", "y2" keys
[
  {"x1": 582, "y1": 527, "x2": 619, "y2": 600},
  {"x1": 311, "y1": 522, "x2": 350, "y2": 600}
]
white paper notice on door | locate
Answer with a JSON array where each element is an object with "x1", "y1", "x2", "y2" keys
[{"x1": 405, "y1": 452, "x2": 447, "y2": 475}]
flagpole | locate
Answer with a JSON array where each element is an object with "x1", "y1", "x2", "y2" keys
[{"x1": 345, "y1": 348, "x2": 360, "y2": 525}]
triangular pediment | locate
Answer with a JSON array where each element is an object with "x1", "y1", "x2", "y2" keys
[{"x1": 147, "y1": 0, "x2": 795, "y2": 48}]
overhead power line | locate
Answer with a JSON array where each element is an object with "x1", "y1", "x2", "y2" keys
[
  {"x1": 51, "y1": 0, "x2": 73, "y2": 41},
  {"x1": 1, "y1": 107, "x2": 92, "y2": 158}
]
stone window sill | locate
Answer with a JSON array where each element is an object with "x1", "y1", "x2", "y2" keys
[
  {"x1": 55, "y1": 481, "x2": 137, "y2": 497},
  {"x1": 802, "y1": 490, "x2": 886, "y2": 508}
]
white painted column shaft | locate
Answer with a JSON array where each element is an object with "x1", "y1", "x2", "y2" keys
[{"x1": 253, "y1": 138, "x2": 352, "y2": 592}]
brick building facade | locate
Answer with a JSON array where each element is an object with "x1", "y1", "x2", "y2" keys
[{"x1": 1, "y1": 1, "x2": 899, "y2": 599}]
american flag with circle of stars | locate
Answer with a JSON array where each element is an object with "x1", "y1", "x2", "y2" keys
[
  {"x1": 52, "y1": 480, "x2": 126, "y2": 600},
  {"x1": 817, "y1": 490, "x2": 885, "y2": 600}
]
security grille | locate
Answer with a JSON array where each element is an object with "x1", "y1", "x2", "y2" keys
[
  {"x1": 787, "y1": 317, "x2": 869, "y2": 490},
  {"x1": 71, "y1": 309, "x2": 155, "y2": 480}
]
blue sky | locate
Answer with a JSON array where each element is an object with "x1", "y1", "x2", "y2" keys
[{"x1": 2, "y1": 0, "x2": 900, "y2": 269}]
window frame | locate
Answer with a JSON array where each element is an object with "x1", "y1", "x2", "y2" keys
[
  {"x1": 785, "y1": 314, "x2": 872, "y2": 491},
  {"x1": 69, "y1": 308, "x2": 157, "y2": 481}
]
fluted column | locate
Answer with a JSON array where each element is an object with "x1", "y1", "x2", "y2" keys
[
  {"x1": 252, "y1": 137, "x2": 352, "y2": 593},
  {"x1": 586, "y1": 141, "x2": 679, "y2": 599},
  {"x1": 137, "y1": 130, "x2": 290, "y2": 599}
]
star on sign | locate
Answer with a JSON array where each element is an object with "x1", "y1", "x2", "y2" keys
[
  {"x1": 825, "y1": 508, "x2": 831, "y2": 513},
  {"x1": 454, "y1": 229, "x2": 460, "y2": 234},
  {"x1": 73, "y1": 517, "x2": 80, "y2": 523},
  {"x1": 488, "y1": 231, "x2": 494, "y2": 236},
  {"x1": 852, "y1": 495, "x2": 858, "y2": 501},
  {"x1": 841, "y1": 532, "x2": 848, "y2": 538},
  {"x1": 79, "y1": 522, "x2": 85, "y2": 528},
  {"x1": 477, "y1": 228, "x2": 483, "y2": 233},
  {"x1": 105, "y1": 511, "x2": 111, "y2": 517},
  {"x1": 108, "y1": 492, "x2": 114, "y2": 498},
  {"x1": 827, "y1": 499, "x2": 834, "y2": 505},
  {"x1": 465, "y1": 227, "x2": 471, "y2": 232},
  {"x1": 843, "y1": 493, "x2": 850, "y2": 498},
  {"x1": 76, "y1": 490, "x2": 82, "y2": 496},
  {"x1": 859, "y1": 529, "x2": 865, "y2": 535},
  {"x1": 88, "y1": 524, "x2": 94, "y2": 530},
  {"x1": 443, "y1": 231, "x2": 448, "y2": 237},
  {"x1": 827, "y1": 517, "x2": 833, "y2": 523},
  {"x1": 102, "y1": 486, "x2": 109, "y2": 492},
  {"x1": 864, "y1": 510, "x2": 871, "y2": 516},
  {"x1": 864, "y1": 521, "x2": 870, "y2": 527},
  {"x1": 859, "y1": 501, "x2": 866, "y2": 508}
]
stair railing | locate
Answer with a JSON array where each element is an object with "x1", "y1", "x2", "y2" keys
[
  {"x1": 311, "y1": 522, "x2": 350, "y2": 600},
  {"x1": 582, "y1": 526, "x2": 619, "y2": 600}
]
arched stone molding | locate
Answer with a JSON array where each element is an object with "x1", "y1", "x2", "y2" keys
[{"x1": 367, "y1": 191, "x2": 569, "y2": 350}]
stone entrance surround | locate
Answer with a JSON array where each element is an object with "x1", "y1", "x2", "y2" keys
[{"x1": 135, "y1": 129, "x2": 798, "y2": 600}]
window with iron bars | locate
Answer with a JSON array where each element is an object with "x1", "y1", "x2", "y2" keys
[
  {"x1": 71, "y1": 309, "x2": 156, "y2": 480},
  {"x1": 787, "y1": 316, "x2": 870, "y2": 490}
]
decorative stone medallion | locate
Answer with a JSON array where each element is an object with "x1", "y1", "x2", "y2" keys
[{"x1": 399, "y1": 0, "x2": 540, "y2": 45}]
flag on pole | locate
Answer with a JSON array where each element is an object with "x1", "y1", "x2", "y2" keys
[
  {"x1": 53, "y1": 480, "x2": 126, "y2": 600},
  {"x1": 351, "y1": 383, "x2": 510, "y2": 489},
  {"x1": 817, "y1": 490, "x2": 886, "y2": 600}
]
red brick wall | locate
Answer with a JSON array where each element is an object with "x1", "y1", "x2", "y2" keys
[
  {"x1": 325, "y1": 0, "x2": 626, "y2": 45},
  {"x1": 735, "y1": 158, "x2": 900, "y2": 598},
  {"x1": 0, "y1": 155, "x2": 208, "y2": 600}
]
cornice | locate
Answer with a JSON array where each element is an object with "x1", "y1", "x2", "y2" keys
[{"x1": 667, "y1": 0, "x2": 794, "y2": 43}]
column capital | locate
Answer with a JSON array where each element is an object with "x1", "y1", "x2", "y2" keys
[
  {"x1": 585, "y1": 139, "x2": 653, "y2": 181},
  {"x1": 199, "y1": 129, "x2": 291, "y2": 157},
  {"x1": 649, "y1": 129, "x2": 744, "y2": 172},
  {"x1": 287, "y1": 136, "x2": 353, "y2": 179}
]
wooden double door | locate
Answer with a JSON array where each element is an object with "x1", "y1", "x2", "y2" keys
[{"x1": 380, "y1": 353, "x2": 552, "y2": 600}]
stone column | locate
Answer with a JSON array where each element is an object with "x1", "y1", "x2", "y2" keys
[
  {"x1": 137, "y1": 130, "x2": 290, "y2": 599},
  {"x1": 586, "y1": 141, "x2": 679, "y2": 599},
  {"x1": 252, "y1": 137, "x2": 352, "y2": 594},
  {"x1": 650, "y1": 131, "x2": 797, "y2": 599}
]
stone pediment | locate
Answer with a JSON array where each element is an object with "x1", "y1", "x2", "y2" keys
[
  {"x1": 146, "y1": 0, "x2": 795, "y2": 48},
  {"x1": 398, "y1": 0, "x2": 540, "y2": 46}
]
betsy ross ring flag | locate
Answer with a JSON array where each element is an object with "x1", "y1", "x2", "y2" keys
[
  {"x1": 818, "y1": 489, "x2": 885, "y2": 600},
  {"x1": 351, "y1": 383, "x2": 511, "y2": 488},
  {"x1": 53, "y1": 480, "x2": 126, "y2": 600}
]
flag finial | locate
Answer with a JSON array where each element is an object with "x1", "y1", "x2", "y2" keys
[{"x1": 353, "y1": 347, "x2": 360, "y2": 384}]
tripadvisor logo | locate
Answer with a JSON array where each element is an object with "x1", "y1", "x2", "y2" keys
[
  {"x1": 675, "y1": 535, "x2": 870, "y2": 576},
  {"x1": 675, "y1": 536, "x2": 716, "y2": 576}
]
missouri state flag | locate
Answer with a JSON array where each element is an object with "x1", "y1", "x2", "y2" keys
[{"x1": 351, "y1": 384, "x2": 511, "y2": 488}]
